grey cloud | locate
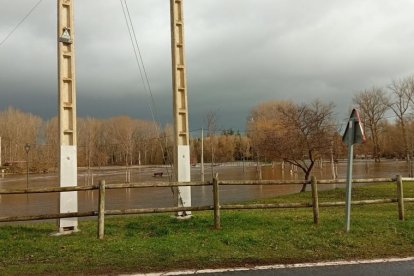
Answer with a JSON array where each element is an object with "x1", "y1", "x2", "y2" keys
[{"x1": 2, "y1": 0, "x2": 414, "y2": 131}]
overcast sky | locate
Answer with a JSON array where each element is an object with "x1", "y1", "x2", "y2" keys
[{"x1": 1, "y1": 0, "x2": 414, "y2": 132}]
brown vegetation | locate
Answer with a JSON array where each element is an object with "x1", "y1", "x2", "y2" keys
[
  {"x1": 248, "y1": 100, "x2": 335, "y2": 191},
  {"x1": 353, "y1": 87, "x2": 389, "y2": 162},
  {"x1": 2, "y1": 74, "x2": 414, "y2": 174}
]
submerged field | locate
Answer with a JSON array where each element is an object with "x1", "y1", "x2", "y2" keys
[{"x1": 1, "y1": 182, "x2": 414, "y2": 275}]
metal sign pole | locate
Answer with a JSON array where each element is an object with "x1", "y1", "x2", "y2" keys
[
  {"x1": 345, "y1": 142, "x2": 354, "y2": 232},
  {"x1": 342, "y1": 109, "x2": 366, "y2": 232},
  {"x1": 201, "y1": 128, "x2": 204, "y2": 182}
]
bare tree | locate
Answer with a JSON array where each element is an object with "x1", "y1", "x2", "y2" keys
[
  {"x1": 205, "y1": 110, "x2": 218, "y2": 137},
  {"x1": 106, "y1": 116, "x2": 138, "y2": 171},
  {"x1": 249, "y1": 100, "x2": 335, "y2": 192},
  {"x1": 77, "y1": 117, "x2": 102, "y2": 184},
  {"x1": 137, "y1": 120, "x2": 163, "y2": 165},
  {"x1": 353, "y1": 87, "x2": 389, "y2": 162},
  {"x1": 0, "y1": 107, "x2": 42, "y2": 169},
  {"x1": 215, "y1": 133, "x2": 236, "y2": 162},
  {"x1": 388, "y1": 76, "x2": 414, "y2": 160},
  {"x1": 78, "y1": 117, "x2": 101, "y2": 166},
  {"x1": 44, "y1": 117, "x2": 59, "y2": 170},
  {"x1": 204, "y1": 110, "x2": 219, "y2": 178}
]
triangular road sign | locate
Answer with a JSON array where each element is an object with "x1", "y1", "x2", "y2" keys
[{"x1": 342, "y1": 109, "x2": 366, "y2": 145}]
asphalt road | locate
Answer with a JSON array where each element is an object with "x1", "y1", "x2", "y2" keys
[{"x1": 195, "y1": 259, "x2": 414, "y2": 276}]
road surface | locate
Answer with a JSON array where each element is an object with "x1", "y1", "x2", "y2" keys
[{"x1": 134, "y1": 258, "x2": 414, "y2": 276}]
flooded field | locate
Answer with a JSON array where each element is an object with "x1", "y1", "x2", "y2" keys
[{"x1": 0, "y1": 160, "x2": 410, "y2": 219}]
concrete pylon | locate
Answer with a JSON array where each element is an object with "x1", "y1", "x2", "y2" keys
[
  {"x1": 170, "y1": 0, "x2": 191, "y2": 217},
  {"x1": 57, "y1": 0, "x2": 78, "y2": 233}
]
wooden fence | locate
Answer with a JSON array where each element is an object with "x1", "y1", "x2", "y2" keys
[{"x1": 0, "y1": 176, "x2": 413, "y2": 239}]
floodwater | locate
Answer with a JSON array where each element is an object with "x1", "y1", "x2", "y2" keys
[{"x1": 0, "y1": 160, "x2": 410, "y2": 219}]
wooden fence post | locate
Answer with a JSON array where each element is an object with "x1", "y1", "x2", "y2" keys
[
  {"x1": 213, "y1": 173, "x2": 221, "y2": 230},
  {"x1": 98, "y1": 180, "x2": 106, "y2": 239},
  {"x1": 311, "y1": 176, "x2": 319, "y2": 224},
  {"x1": 396, "y1": 175, "x2": 405, "y2": 221}
]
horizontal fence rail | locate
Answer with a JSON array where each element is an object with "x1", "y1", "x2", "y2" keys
[
  {"x1": 105, "y1": 181, "x2": 209, "y2": 189},
  {"x1": 1, "y1": 176, "x2": 414, "y2": 238},
  {"x1": 218, "y1": 178, "x2": 397, "y2": 186},
  {"x1": 105, "y1": 206, "x2": 213, "y2": 216},
  {"x1": 4, "y1": 198, "x2": 414, "y2": 224},
  {"x1": 0, "y1": 185, "x2": 97, "y2": 195},
  {"x1": 218, "y1": 180, "x2": 309, "y2": 185},
  {"x1": 1, "y1": 177, "x2": 410, "y2": 195},
  {"x1": 0, "y1": 181, "x2": 210, "y2": 195},
  {"x1": 0, "y1": 211, "x2": 97, "y2": 223},
  {"x1": 316, "y1": 178, "x2": 396, "y2": 184}
]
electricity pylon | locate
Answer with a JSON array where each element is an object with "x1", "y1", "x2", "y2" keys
[
  {"x1": 170, "y1": 0, "x2": 191, "y2": 217},
  {"x1": 57, "y1": 0, "x2": 78, "y2": 233}
]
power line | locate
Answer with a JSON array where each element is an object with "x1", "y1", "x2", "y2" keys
[
  {"x1": 0, "y1": 0, "x2": 43, "y2": 47},
  {"x1": 119, "y1": 0, "x2": 175, "y2": 182},
  {"x1": 119, "y1": 0, "x2": 159, "y2": 125},
  {"x1": 123, "y1": 1, "x2": 158, "y2": 118}
]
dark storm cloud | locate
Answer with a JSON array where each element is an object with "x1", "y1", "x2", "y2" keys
[{"x1": 2, "y1": 0, "x2": 414, "y2": 131}]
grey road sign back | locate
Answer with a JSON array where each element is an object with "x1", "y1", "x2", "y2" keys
[
  {"x1": 342, "y1": 109, "x2": 366, "y2": 145},
  {"x1": 342, "y1": 108, "x2": 366, "y2": 232}
]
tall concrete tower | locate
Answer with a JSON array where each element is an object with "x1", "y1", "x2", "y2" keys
[
  {"x1": 57, "y1": 0, "x2": 78, "y2": 233},
  {"x1": 170, "y1": 0, "x2": 191, "y2": 216}
]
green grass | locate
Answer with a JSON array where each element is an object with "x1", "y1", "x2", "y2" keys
[{"x1": 1, "y1": 182, "x2": 414, "y2": 275}]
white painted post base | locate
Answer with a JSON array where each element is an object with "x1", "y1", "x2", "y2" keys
[
  {"x1": 51, "y1": 227, "x2": 79, "y2": 237},
  {"x1": 58, "y1": 145, "x2": 79, "y2": 233},
  {"x1": 176, "y1": 145, "x2": 192, "y2": 218},
  {"x1": 176, "y1": 186, "x2": 192, "y2": 218}
]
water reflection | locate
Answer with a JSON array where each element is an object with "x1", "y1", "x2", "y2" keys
[{"x1": 0, "y1": 160, "x2": 410, "y2": 218}]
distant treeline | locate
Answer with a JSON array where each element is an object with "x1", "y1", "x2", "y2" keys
[
  {"x1": 1, "y1": 75, "x2": 414, "y2": 173},
  {"x1": 0, "y1": 107, "x2": 251, "y2": 172}
]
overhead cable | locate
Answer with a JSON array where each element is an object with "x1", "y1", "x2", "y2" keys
[
  {"x1": 119, "y1": 0, "x2": 174, "y2": 182},
  {"x1": 0, "y1": 0, "x2": 43, "y2": 47}
]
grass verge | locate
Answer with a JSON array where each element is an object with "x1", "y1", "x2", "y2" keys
[{"x1": 1, "y1": 182, "x2": 414, "y2": 275}]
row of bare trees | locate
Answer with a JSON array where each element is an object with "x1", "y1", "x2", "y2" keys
[
  {"x1": 0, "y1": 107, "x2": 42, "y2": 169},
  {"x1": 0, "y1": 107, "x2": 253, "y2": 172},
  {"x1": 2, "y1": 74, "x2": 414, "y2": 176},
  {"x1": 191, "y1": 132, "x2": 252, "y2": 164},
  {"x1": 247, "y1": 75, "x2": 414, "y2": 189},
  {"x1": 0, "y1": 108, "x2": 167, "y2": 172},
  {"x1": 353, "y1": 75, "x2": 414, "y2": 162}
]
